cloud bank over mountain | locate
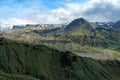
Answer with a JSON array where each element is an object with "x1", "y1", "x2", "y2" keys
[{"x1": 0, "y1": 0, "x2": 120, "y2": 27}]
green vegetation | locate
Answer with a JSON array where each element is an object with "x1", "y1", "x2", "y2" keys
[
  {"x1": 0, "y1": 71, "x2": 37, "y2": 80},
  {"x1": 64, "y1": 18, "x2": 95, "y2": 35},
  {"x1": 2, "y1": 18, "x2": 120, "y2": 57},
  {"x1": 0, "y1": 38, "x2": 120, "y2": 80}
]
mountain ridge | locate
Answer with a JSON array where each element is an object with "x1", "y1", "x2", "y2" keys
[
  {"x1": 1, "y1": 18, "x2": 120, "y2": 32},
  {"x1": 1, "y1": 18, "x2": 120, "y2": 57}
]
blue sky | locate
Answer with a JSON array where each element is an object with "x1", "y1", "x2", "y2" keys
[
  {"x1": 0, "y1": 0, "x2": 120, "y2": 26},
  {"x1": 0, "y1": 0, "x2": 86, "y2": 19}
]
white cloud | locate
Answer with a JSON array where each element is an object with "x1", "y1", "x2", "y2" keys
[
  {"x1": 28, "y1": 0, "x2": 120, "y2": 23},
  {"x1": 0, "y1": 18, "x2": 37, "y2": 28},
  {"x1": 1, "y1": 18, "x2": 36, "y2": 25},
  {"x1": 0, "y1": 0, "x2": 120, "y2": 28},
  {"x1": 84, "y1": 0, "x2": 120, "y2": 21}
]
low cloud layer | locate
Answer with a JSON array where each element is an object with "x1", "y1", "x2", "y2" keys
[{"x1": 0, "y1": 0, "x2": 120, "y2": 27}]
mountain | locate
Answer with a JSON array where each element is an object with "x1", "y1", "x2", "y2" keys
[
  {"x1": 12, "y1": 25, "x2": 26, "y2": 29},
  {"x1": 64, "y1": 18, "x2": 95, "y2": 35},
  {"x1": 64, "y1": 18, "x2": 120, "y2": 48},
  {"x1": 93, "y1": 22, "x2": 114, "y2": 28},
  {"x1": 12, "y1": 24, "x2": 67, "y2": 30},
  {"x1": 1, "y1": 18, "x2": 120, "y2": 57},
  {"x1": 0, "y1": 38, "x2": 120, "y2": 80},
  {"x1": 113, "y1": 20, "x2": 120, "y2": 30}
]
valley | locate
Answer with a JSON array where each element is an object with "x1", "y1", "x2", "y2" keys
[{"x1": 1, "y1": 18, "x2": 120, "y2": 58}]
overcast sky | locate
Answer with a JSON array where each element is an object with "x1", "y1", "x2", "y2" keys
[{"x1": 0, "y1": 0, "x2": 120, "y2": 26}]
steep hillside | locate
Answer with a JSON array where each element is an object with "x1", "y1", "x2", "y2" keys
[{"x1": 0, "y1": 38, "x2": 120, "y2": 80}]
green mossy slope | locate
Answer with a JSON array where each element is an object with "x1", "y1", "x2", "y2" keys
[{"x1": 0, "y1": 38, "x2": 120, "y2": 80}]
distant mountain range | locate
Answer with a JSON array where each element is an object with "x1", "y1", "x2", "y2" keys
[
  {"x1": 92, "y1": 22, "x2": 114, "y2": 28},
  {"x1": 4, "y1": 21, "x2": 119, "y2": 30},
  {"x1": 1, "y1": 18, "x2": 120, "y2": 57},
  {"x1": 12, "y1": 24, "x2": 67, "y2": 30},
  {"x1": 0, "y1": 18, "x2": 120, "y2": 32}
]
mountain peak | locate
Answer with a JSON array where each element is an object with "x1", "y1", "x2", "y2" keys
[
  {"x1": 64, "y1": 18, "x2": 94, "y2": 35},
  {"x1": 68, "y1": 18, "x2": 88, "y2": 26},
  {"x1": 72, "y1": 18, "x2": 87, "y2": 23}
]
